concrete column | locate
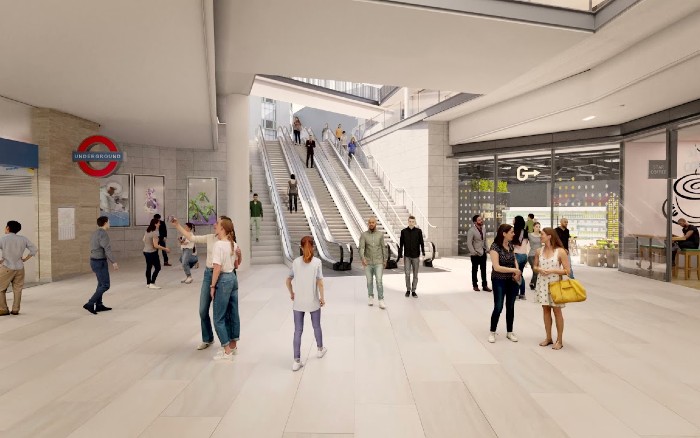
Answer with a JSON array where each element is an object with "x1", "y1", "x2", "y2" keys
[{"x1": 224, "y1": 94, "x2": 251, "y2": 270}]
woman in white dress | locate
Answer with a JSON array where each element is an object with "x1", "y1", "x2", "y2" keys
[{"x1": 533, "y1": 227, "x2": 571, "y2": 350}]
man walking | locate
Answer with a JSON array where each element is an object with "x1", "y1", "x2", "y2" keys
[
  {"x1": 305, "y1": 134, "x2": 316, "y2": 168},
  {"x1": 83, "y1": 216, "x2": 119, "y2": 314},
  {"x1": 467, "y1": 215, "x2": 492, "y2": 292},
  {"x1": 250, "y1": 193, "x2": 263, "y2": 242},
  {"x1": 154, "y1": 214, "x2": 171, "y2": 266},
  {"x1": 398, "y1": 215, "x2": 424, "y2": 298},
  {"x1": 360, "y1": 217, "x2": 388, "y2": 309},
  {"x1": 556, "y1": 218, "x2": 574, "y2": 279},
  {"x1": 0, "y1": 220, "x2": 38, "y2": 315}
]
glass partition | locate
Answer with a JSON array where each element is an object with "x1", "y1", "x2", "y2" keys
[
  {"x1": 673, "y1": 124, "x2": 700, "y2": 289},
  {"x1": 458, "y1": 158, "x2": 496, "y2": 255}
]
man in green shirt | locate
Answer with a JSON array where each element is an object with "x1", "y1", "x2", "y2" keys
[
  {"x1": 250, "y1": 193, "x2": 263, "y2": 242},
  {"x1": 359, "y1": 217, "x2": 388, "y2": 309},
  {"x1": 526, "y1": 213, "x2": 535, "y2": 234}
]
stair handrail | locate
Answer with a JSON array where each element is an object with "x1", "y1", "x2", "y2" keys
[
  {"x1": 283, "y1": 126, "x2": 364, "y2": 247},
  {"x1": 256, "y1": 126, "x2": 294, "y2": 264},
  {"x1": 277, "y1": 126, "x2": 352, "y2": 267},
  {"x1": 316, "y1": 127, "x2": 401, "y2": 245}
]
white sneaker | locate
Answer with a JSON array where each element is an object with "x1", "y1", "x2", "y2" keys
[
  {"x1": 148, "y1": 284, "x2": 162, "y2": 290},
  {"x1": 488, "y1": 332, "x2": 496, "y2": 343},
  {"x1": 368, "y1": 297, "x2": 374, "y2": 306},
  {"x1": 197, "y1": 342, "x2": 212, "y2": 350},
  {"x1": 230, "y1": 346, "x2": 238, "y2": 355},
  {"x1": 317, "y1": 347, "x2": 327, "y2": 358},
  {"x1": 213, "y1": 350, "x2": 234, "y2": 361},
  {"x1": 506, "y1": 332, "x2": 519, "y2": 342},
  {"x1": 292, "y1": 360, "x2": 303, "y2": 371},
  {"x1": 378, "y1": 300, "x2": 386, "y2": 309}
]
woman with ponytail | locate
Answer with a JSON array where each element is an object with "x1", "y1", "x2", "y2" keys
[
  {"x1": 286, "y1": 236, "x2": 326, "y2": 371},
  {"x1": 209, "y1": 217, "x2": 241, "y2": 361}
]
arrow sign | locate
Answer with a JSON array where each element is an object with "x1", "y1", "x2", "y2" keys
[{"x1": 516, "y1": 166, "x2": 541, "y2": 181}]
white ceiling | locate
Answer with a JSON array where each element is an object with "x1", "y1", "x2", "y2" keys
[
  {"x1": 444, "y1": 0, "x2": 700, "y2": 146},
  {"x1": 0, "y1": 0, "x2": 215, "y2": 149}
]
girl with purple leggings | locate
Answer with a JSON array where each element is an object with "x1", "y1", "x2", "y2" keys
[{"x1": 286, "y1": 236, "x2": 327, "y2": 371}]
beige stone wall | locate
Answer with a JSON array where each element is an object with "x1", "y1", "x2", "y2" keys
[{"x1": 32, "y1": 108, "x2": 100, "y2": 281}]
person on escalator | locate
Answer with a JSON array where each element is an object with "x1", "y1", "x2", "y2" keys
[
  {"x1": 335, "y1": 124, "x2": 343, "y2": 145},
  {"x1": 288, "y1": 174, "x2": 298, "y2": 213},
  {"x1": 347, "y1": 136, "x2": 357, "y2": 165},
  {"x1": 293, "y1": 117, "x2": 302, "y2": 145},
  {"x1": 305, "y1": 135, "x2": 316, "y2": 168}
]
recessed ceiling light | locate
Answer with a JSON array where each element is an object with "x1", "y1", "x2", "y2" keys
[{"x1": 582, "y1": 115, "x2": 596, "y2": 121}]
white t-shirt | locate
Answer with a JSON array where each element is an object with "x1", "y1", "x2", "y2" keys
[
  {"x1": 289, "y1": 256, "x2": 323, "y2": 312},
  {"x1": 212, "y1": 240, "x2": 237, "y2": 273},
  {"x1": 191, "y1": 234, "x2": 218, "y2": 268}
]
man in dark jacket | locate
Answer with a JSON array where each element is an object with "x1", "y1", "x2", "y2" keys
[
  {"x1": 398, "y1": 216, "x2": 424, "y2": 298},
  {"x1": 305, "y1": 135, "x2": 316, "y2": 168},
  {"x1": 154, "y1": 214, "x2": 171, "y2": 266}
]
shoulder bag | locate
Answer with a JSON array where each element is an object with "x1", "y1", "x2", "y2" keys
[{"x1": 549, "y1": 276, "x2": 586, "y2": 304}]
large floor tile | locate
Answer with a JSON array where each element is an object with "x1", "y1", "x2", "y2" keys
[{"x1": 355, "y1": 403, "x2": 424, "y2": 438}]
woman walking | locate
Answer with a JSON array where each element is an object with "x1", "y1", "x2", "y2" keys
[
  {"x1": 210, "y1": 217, "x2": 240, "y2": 361},
  {"x1": 293, "y1": 117, "x2": 302, "y2": 144},
  {"x1": 488, "y1": 224, "x2": 521, "y2": 343},
  {"x1": 286, "y1": 236, "x2": 326, "y2": 371},
  {"x1": 179, "y1": 222, "x2": 199, "y2": 284},
  {"x1": 144, "y1": 218, "x2": 170, "y2": 289},
  {"x1": 527, "y1": 222, "x2": 542, "y2": 290},
  {"x1": 512, "y1": 215, "x2": 529, "y2": 300},
  {"x1": 288, "y1": 174, "x2": 298, "y2": 213},
  {"x1": 533, "y1": 227, "x2": 571, "y2": 350}
]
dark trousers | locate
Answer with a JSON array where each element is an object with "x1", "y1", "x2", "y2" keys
[
  {"x1": 88, "y1": 258, "x2": 110, "y2": 305},
  {"x1": 293, "y1": 130, "x2": 301, "y2": 144},
  {"x1": 471, "y1": 254, "x2": 488, "y2": 287},
  {"x1": 158, "y1": 237, "x2": 169, "y2": 263},
  {"x1": 673, "y1": 240, "x2": 699, "y2": 265},
  {"x1": 289, "y1": 193, "x2": 298, "y2": 212},
  {"x1": 144, "y1": 251, "x2": 161, "y2": 285},
  {"x1": 306, "y1": 152, "x2": 314, "y2": 168},
  {"x1": 490, "y1": 278, "x2": 517, "y2": 332}
]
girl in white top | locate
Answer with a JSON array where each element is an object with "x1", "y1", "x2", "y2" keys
[
  {"x1": 210, "y1": 217, "x2": 240, "y2": 361},
  {"x1": 178, "y1": 222, "x2": 199, "y2": 284},
  {"x1": 286, "y1": 236, "x2": 326, "y2": 371},
  {"x1": 533, "y1": 227, "x2": 571, "y2": 351}
]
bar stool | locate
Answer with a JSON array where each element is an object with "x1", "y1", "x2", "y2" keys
[{"x1": 673, "y1": 249, "x2": 700, "y2": 280}]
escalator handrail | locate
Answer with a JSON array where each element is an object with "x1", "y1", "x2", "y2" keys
[{"x1": 257, "y1": 126, "x2": 294, "y2": 264}]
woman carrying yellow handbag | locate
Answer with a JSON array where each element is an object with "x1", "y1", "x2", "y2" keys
[{"x1": 533, "y1": 227, "x2": 575, "y2": 350}]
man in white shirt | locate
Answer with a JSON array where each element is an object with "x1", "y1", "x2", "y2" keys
[
  {"x1": 0, "y1": 220, "x2": 38, "y2": 315},
  {"x1": 172, "y1": 216, "x2": 241, "y2": 350}
]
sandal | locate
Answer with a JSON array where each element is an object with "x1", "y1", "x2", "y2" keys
[
  {"x1": 539, "y1": 339, "x2": 553, "y2": 347},
  {"x1": 552, "y1": 341, "x2": 564, "y2": 350}
]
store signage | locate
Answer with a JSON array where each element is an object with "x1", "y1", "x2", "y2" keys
[
  {"x1": 516, "y1": 166, "x2": 540, "y2": 181},
  {"x1": 648, "y1": 160, "x2": 668, "y2": 179},
  {"x1": 72, "y1": 135, "x2": 123, "y2": 178}
]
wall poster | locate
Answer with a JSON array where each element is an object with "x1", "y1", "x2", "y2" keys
[
  {"x1": 99, "y1": 174, "x2": 131, "y2": 227},
  {"x1": 187, "y1": 177, "x2": 217, "y2": 225},
  {"x1": 134, "y1": 175, "x2": 165, "y2": 226}
]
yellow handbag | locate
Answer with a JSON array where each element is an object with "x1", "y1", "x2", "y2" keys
[{"x1": 549, "y1": 276, "x2": 587, "y2": 304}]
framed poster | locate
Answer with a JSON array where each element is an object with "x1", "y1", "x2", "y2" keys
[
  {"x1": 188, "y1": 177, "x2": 217, "y2": 225},
  {"x1": 134, "y1": 175, "x2": 165, "y2": 226},
  {"x1": 99, "y1": 173, "x2": 130, "y2": 227}
]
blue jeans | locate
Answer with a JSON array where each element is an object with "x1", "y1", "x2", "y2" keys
[
  {"x1": 199, "y1": 267, "x2": 214, "y2": 343},
  {"x1": 181, "y1": 248, "x2": 198, "y2": 276},
  {"x1": 89, "y1": 259, "x2": 110, "y2": 305},
  {"x1": 365, "y1": 264, "x2": 384, "y2": 300},
  {"x1": 226, "y1": 275, "x2": 240, "y2": 342},
  {"x1": 212, "y1": 272, "x2": 237, "y2": 347},
  {"x1": 515, "y1": 254, "x2": 528, "y2": 296},
  {"x1": 490, "y1": 278, "x2": 518, "y2": 332},
  {"x1": 293, "y1": 309, "x2": 322, "y2": 360}
]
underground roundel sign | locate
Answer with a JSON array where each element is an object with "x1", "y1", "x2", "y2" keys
[{"x1": 72, "y1": 135, "x2": 124, "y2": 178}]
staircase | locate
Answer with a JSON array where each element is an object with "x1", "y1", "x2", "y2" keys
[
  {"x1": 249, "y1": 145, "x2": 283, "y2": 265},
  {"x1": 265, "y1": 140, "x2": 312, "y2": 255},
  {"x1": 291, "y1": 144, "x2": 355, "y2": 247},
  {"x1": 318, "y1": 140, "x2": 394, "y2": 245},
  {"x1": 361, "y1": 167, "x2": 411, "y2": 236}
]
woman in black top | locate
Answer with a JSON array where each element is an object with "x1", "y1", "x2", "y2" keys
[{"x1": 488, "y1": 224, "x2": 521, "y2": 344}]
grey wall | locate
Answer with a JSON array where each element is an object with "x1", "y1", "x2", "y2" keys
[
  {"x1": 293, "y1": 108, "x2": 358, "y2": 140},
  {"x1": 508, "y1": 183, "x2": 550, "y2": 208},
  {"x1": 106, "y1": 143, "x2": 228, "y2": 262}
]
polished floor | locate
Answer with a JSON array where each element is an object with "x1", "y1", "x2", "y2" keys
[{"x1": 1, "y1": 257, "x2": 699, "y2": 438}]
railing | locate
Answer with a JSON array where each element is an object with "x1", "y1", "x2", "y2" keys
[
  {"x1": 291, "y1": 77, "x2": 382, "y2": 101},
  {"x1": 256, "y1": 126, "x2": 294, "y2": 264},
  {"x1": 319, "y1": 127, "x2": 402, "y2": 245},
  {"x1": 283, "y1": 126, "x2": 365, "y2": 247},
  {"x1": 276, "y1": 126, "x2": 353, "y2": 268}
]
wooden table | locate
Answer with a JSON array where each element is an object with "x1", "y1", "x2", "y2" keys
[{"x1": 629, "y1": 234, "x2": 685, "y2": 271}]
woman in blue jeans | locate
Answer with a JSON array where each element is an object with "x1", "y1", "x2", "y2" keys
[
  {"x1": 512, "y1": 216, "x2": 529, "y2": 300},
  {"x1": 488, "y1": 224, "x2": 522, "y2": 344}
]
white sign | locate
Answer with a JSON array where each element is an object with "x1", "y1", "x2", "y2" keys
[
  {"x1": 58, "y1": 207, "x2": 75, "y2": 241},
  {"x1": 516, "y1": 166, "x2": 541, "y2": 181}
]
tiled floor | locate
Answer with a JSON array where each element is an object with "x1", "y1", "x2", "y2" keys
[{"x1": 1, "y1": 257, "x2": 699, "y2": 437}]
